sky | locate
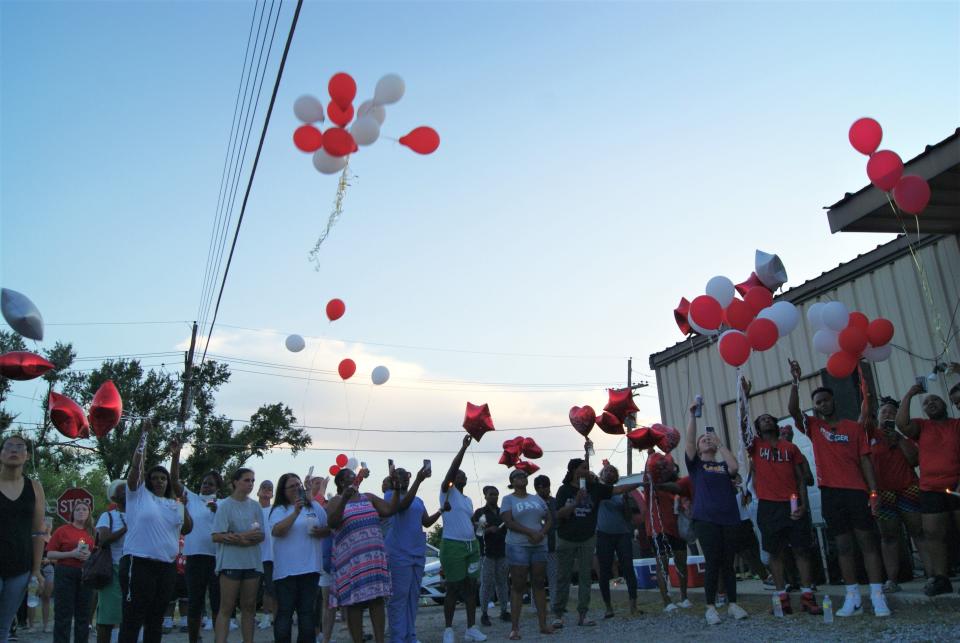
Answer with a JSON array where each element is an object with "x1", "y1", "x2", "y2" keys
[{"x1": 2, "y1": 0, "x2": 958, "y2": 506}]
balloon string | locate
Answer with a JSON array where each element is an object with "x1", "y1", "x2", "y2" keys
[
  {"x1": 299, "y1": 339, "x2": 325, "y2": 430},
  {"x1": 353, "y1": 385, "x2": 373, "y2": 456},
  {"x1": 309, "y1": 161, "x2": 352, "y2": 270}
]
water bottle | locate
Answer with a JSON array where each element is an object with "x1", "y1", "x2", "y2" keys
[
  {"x1": 26, "y1": 577, "x2": 40, "y2": 608},
  {"x1": 822, "y1": 595, "x2": 833, "y2": 623},
  {"x1": 772, "y1": 593, "x2": 784, "y2": 617}
]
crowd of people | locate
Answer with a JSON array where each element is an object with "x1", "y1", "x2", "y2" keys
[{"x1": 0, "y1": 364, "x2": 958, "y2": 642}]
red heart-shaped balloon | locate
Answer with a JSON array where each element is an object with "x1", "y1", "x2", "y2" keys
[
  {"x1": 521, "y1": 437, "x2": 543, "y2": 459},
  {"x1": 568, "y1": 405, "x2": 596, "y2": 437},
  {"x1": 463, "y1": 402, "x2": 495, "y2": 442},
  {"x1": 0, "y1": 351, "x2": 55, "y2": 381},
  {"x1": 499, "y1": 451, "x2": 519, "y2": 467},
  {"x1": 645, "y1": 451, "x2": 675, "y2": 484},
  {"x1": 596, "y1": 410, "x2": 625, "y2": 435},
  {"x1": 49, "y1": 392, "x2": 89, "y2": 439},
  {"x1": 89, "y1": 380, "x2": 123, "y2": 438},
  {"x1": 604, "y1": 388, "x2": 639, "y2": 423},
  {"x1": 502, "y1": 436, "x2": 524, "y2": 457},
  {"x1": 514, "y1": 460, "x2": 540, "y2": 475},
  {"x1": 654, "y1": 424, "x2": 681, "y2": 452},
  {"x1": 627, "y1": 426, "x2": 665, "y2": 450}
]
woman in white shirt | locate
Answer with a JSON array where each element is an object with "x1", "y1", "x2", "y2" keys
[
  {"x1": 94, "y1": 480, "x2": 127, "y2": 643},
  {"x1": 119, "y1": 420, "x2": 193, "y2": 643},
  {"x1": 268, "y1": 473, "x2": 330, "y2": 643}
]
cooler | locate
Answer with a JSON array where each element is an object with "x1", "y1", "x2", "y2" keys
[
  {"x1": 669, "y1": 555, "x2": 706, "y2": 588},
  {"x1": 633, "y1": 558, "x2": 658, "y2": 590}
]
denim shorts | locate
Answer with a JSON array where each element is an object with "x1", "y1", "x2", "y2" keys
[
  {"x1": 220, "y1": 568, "x2": 262, "y2": 581},
  {"x1": 506, "y1": 542, "x2": 547, "y2": 567}
]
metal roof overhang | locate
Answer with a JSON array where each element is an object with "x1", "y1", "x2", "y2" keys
[{"x1": 826, "y1": 129, "x2": 960, "y2": 234}]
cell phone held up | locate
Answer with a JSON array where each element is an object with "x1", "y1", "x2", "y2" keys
[
  {"x1": 915, "y1": 375, "x2": 928, "y2": 394},
  {"x1": 705, "y1": 426, "x2": 716, "y2": 434}
]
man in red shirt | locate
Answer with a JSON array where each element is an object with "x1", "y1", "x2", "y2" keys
[
  {"x1": 787, "y1": 359, "x2": 888, "y2": 618},
  {"x1": 896, "y1": 384, "x2": 960, "y2": 596}
]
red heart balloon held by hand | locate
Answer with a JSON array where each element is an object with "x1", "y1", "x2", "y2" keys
[{"x1": 568, "y1": 405, "x2": 596, "y2": 437}]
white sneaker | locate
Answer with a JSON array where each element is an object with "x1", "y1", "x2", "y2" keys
[
  {"x1": 728, "y1": 603, "x2": 748, "y2": 620},
  {"x1": 871, "y1": 592, "x2": 891, "y2": 617},
  {"x1": 836, "y1": 592, "x2": 862, "y2": 617},
  {"x1": 442, "y1": 627, "x2": 455, "y2": 643},
  {"x1": 162, "y1": 617, "x2": 174, "y2": 630},
  {"x1": 258, "y1": 617, "x2": 272, "y2": 630},
  {"x1": 229, "y1": 619, "x2": 239, "y2": 630},
  {"x1": 678, "y1": 599, "x2": 693, "y2": 608},
  {"x1": 705, "y1": 606, "x2": 721, "y2": 625},
  {"x1": 202, "y1": 617, "x2": 213, "y2": 631},
  {"x1": 663, "y1": 602, "x2": 678, "y2": 613},
  {"x1": 463, "y1": 626, "x2": 487, "y2": 641}
]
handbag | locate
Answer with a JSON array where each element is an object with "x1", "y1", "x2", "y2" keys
[{"x1": 82, "y1": 512, "x2": 115, "y2": 589}]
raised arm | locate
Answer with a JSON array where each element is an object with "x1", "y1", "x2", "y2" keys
[
  {"x1": 787, "y1": 359, "x2": 807, "y2": 433},
  {"x1": 684, "y1": 402, "x2": 698, "y2": 461},
  {"x1": 400, "y1": 466, "x2": 431, "y2": 512},
  {"x1": 169, "y1": 438, "x2": 185, "y2": 498},
  {"x1": 896, "y1": 385, "x2": 923, "y2": 440},
  {"x1": 612, "y1": 481, "x2": 641, "y2": 495},
  {"x1": 326, "y1": 486, "x2": 357, "y2": 529},
  {"x1": 422, "y1": 508, "x2": 443, "y2": 528},
  {"x1": 127, "y1": 419, "x2": 152, "y2": 491},
  {"x1": 442, "y1": 436, "x2": 472, "y2": 490},
  {"x1": 368, "y1": 488, "x2": 401, "y2": 518}
]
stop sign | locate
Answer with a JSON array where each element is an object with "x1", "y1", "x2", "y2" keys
[{"x1": 57, "y1": 488, "x2": 94, "y2": 523}]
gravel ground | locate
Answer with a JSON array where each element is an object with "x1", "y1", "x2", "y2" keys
[{"x1": 15, "y1": 582, "x2": 960, "y2": 643}]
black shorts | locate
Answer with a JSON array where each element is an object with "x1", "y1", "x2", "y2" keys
[
  {"x1": 757, "y1": 500, "x2": 813, "y2": 554},
  {"x1": 174, "y1": 572, "x2": 188, "y2": 600},
  {"x1": 920, "y1": 489, "x2": 960, "y2": 514},
  {"x1": 652, "y1": 533, "x2": 686, "y2": 554},
  {"x1": 220, "y1": 568, "x2": 262, "y2": 581},
  {"x1": 821, "y1": 487, "x2": 874, "y2": 537},
  {"x1": 734, "y1": 518, "x2": 760, "y2": 553}
]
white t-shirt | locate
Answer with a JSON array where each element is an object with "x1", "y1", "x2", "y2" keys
[
  {"x1": 260, "y1": 505, "x2": 274, "y2": 563},
  {"x1": 122, "y1": 483, "x2": 184, "y2": 562},
  {"x1": 183, "y1": 490, "x2": 217, "y2": 557},
  {"x1": 439, "y1": 487, "x2": 474, "y2": 542},
  {"x1": 267, "y1": 501, "x2": 327, "y2": 581},
  {"x1": 95, "y1": 509, "x2": 127, "y2": 566}
]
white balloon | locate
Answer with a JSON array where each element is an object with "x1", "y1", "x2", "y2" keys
[
  {"x1": 285, "y1": 334, "x2": 305, "y2": 353},
  {"x1": 373, "y1": 74, "x2": 405, "y2": 105},
  {"x1": 812, "y1": 329, "x2": 840, "y2": 355},
  {"x1": 863, "y1": 343, "x2": 893, "y2": 362},
  {"x1": 312, "y1": 149, "x2": 348, "y2": 175},
  {"x1": 705, "y1": 276, "x2": 736, "y2": 308},
  {"x1": 371, "y1": 365, "x2": 390, "y2": 385},
  {"x1": 346, "y1": 457, "x2": 359, "y2": 471},
  {"x1": 351, "y1": 116, "x2": 381, "y2": 146},
  {"x1": 688, "y1": 316, "x2": 720, "y2": 337},
  {"x1": 755, "y1": 250, "x2": 788, "y2": 291},
  {"x1": 806, "y1": 302, "x2": 826, "y2": 331},
  {"x1": 1, "y1": 288, "x2": 44, "y2": 341},
  {"x1": 821, "y1": 301, "x2": 850, "y2": 332},
  {"x1": 767, "y1": 301, "x2": 800, "y2": 336},
  {"x1": 293, "y1": 95, "x2": 325, "y2": 123},
  {"x1": 357, "y1": 100, "x2": 386, "y2": 125}
]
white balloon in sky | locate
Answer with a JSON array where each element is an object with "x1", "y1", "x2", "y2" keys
[
  {"x1": 357, "y1": 100, "x2": 386, "y2": 125},
  {"x1": 346, "y1": 457, "x2": 359, "y2": 471},
  {"x1": 293, "y1": 95, "x2": 325, "y2": 123},
  {"x1": 371, "y1": 365, "x2": 390, "y2": 386},
  {"x1": 373, "y1": 74, "x2": 405, "y2": 105},
  {"x1": 351, "y1": 115, "x2": 381, "y2": 146},
  {"x1": 312, "y1": 149, "x2": 348, "y2": 175},
  {"x1": 285, "y1": 334, "x2": 305, "y2": 353}
]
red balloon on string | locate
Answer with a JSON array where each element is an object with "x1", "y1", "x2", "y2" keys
[
  {"x1": 718, "y1": 331, "x2": 751, "y2": 367},
  {"x1": 746, "y1": 318, "x2": 778, "y2": 351},
  {"x1": 326, "y1": 299, "x2": 346, "y2": 322},
  {"x1": 89, "y1": 380, "x2": 122, "y2": 438},
  {"x1": 336, "y1": 453, "x2": 348, "y2": 468},
  {"x1": 0, "y1": 351, "x2": 54, "y2": 381},
  {"x1": 866, "y1": 150, "x2": 904, "y2": 192},
  {"x1": 514, "y1": 460, "x2": 540, "y2": 475},
  {"x1": 323, "y1": 128, "x2": 356, "y2": 157},
  {"x1": 596, "y1": 410, "x2": 625, "y2": 435},
  {"x1": 848, "y1": 312, "x2": 869, "y2": 330},
  {"x1": 293, "y1": 125, "x2": 323, "y2": 152},
  {"x1": 656, "y1": 425, "x2": 681, "y2": 452},
  {"x1": 399, "y1": 127, "x2": 440, "y2": 155},
  {"x1": 463, "y1": 402, "x2": 495, "y2": 441},
  {"x1": 568, "y1": 406, "x2": 595, "y2": 438},
  {"x1": 521, "y1": 437, "x2": 543, "y2": 459},
  {"x1": 338, "y1": 359, "x2": 356, "y2": 380},
  {"x1": 723, "y1": 299, "x2": 755, "y2": 332},
  {"x1": 645, "y1": 451, "x2": 675, "y2": 484},
  {"x1": 49, "y1": 392, "x2": 88, "y2": 439},
  {"x1": 735, "y1": 272, "x2": 765, "y2": 297},
  {"x1": 893, "y1": 175, "x2": 931, "y2": 215},
  {"x1": 604, "y1": 388, "x2": 639, "y2": 423},
  {"x1": 627, "y1": 425, "x2": 664, "y2": 450},
  {"x1": 328, "y1": 72, "x2": 357, "y2": 111},
  {"x1": 838, "y1": 326, "x2": 868, "y2": 355},
  {"x1": 826, "y1": 351, "x2": 858, "y2": 378},
  {"x1": 744, "y1": 287, "x2": 773, "y2": 315},
  {"x1": 329, "y1": 465, "x2": 341, "y2": 476},
  {"x1": 849, "y1": 117, "x2": 883, "y2": 155},
  {"x1": 327, "y1": 102, "x2": 354, "y2": 128},
  {"x1": 674, "y1": 297, "x2": 691, "y2": 335},
  {"x1": 866, "y1": 318, "x2": 894, "y2": 347},
  {"x1": 502, "y1": 437, "x2": 524, "y2": 457},
  {"x1": 499, "y1": 451, "x2": 519, "y2": 467},
  {"x1": 689, "y1": 295, "x2": 723, "y2": 332}
]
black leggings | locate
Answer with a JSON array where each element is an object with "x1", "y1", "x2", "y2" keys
[
  {"x1": 185, "y1": 555, "x2": 220, "y2": 620},
  {"x1": 693, "y1": 520, "x2": 738, "y2": 605},
  {"x1": 118, "y1": 555, "x2": 176, "y2": 643},
  {"x1": 596, "y1": 531, "x2": 637, "y2": 602}
]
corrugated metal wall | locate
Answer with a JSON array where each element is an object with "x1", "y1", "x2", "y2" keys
[{"x1": 653, "y1": 234, "x2": 960, "y2": 477}]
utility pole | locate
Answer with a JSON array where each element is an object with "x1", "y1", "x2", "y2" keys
[
  {"x1": 176, "y1": 322, "x2": 199, "y2": 434},
  {"x1": 624, "y1": 357, "x2": 650, "y2": 477}
]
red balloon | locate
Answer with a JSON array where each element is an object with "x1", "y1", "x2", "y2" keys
[
  {"x1": 604, "y1": 388, "x2": 640, "y2": 423},
  {"x1": 838, "y1": 326, "x2": 868, "y2": 355},
  {"x1": 514, "y1": 460, "x2": 540, "y2": 475},
  {"x1": 866, "y1": 318, "x2": 894, "y2": 347},
  {"x1": 463, "y1": 402, "x2": 495, "y2": 441},
  {"x1": 521, "y1": 437, "x2": 543, "y2": 459},
  {"x1": 502, "y1": 436, "x2": 524, "y2": 457},
  {"x1": 293, "y1": 125, "x2": 323, "y2": 152},
  {"x1": 399, "y1": 127, "x2": 440, "y2": 155},
  {"x1": 735, "y1": 272, "x2": 765, "y2": 297},
  {"x1": 746, "y1": 318, "x2": 778, "y2": 351},
  {"x1": 744, "y1": 287, "x2": 773, "y2": 314},
  {"x1": 848, "y1": 312, "x2": 869, "y2": 330},
  {"x1": 326, "y1": 298, "x2": 346, "y2": 322},
  {"x1": 655, "y1": 424, "x2": 681, "y2": 452},
  {"x1": 499, "y1": 451, "x2": 519, "y2": 467},
  {"x1": 596, "y1": 411, "x2": 625, "y2": 435},
  {"x1": 723, "y1": 299, "x2": 755, "y2": 332},
  {"x1": 329, "y1": 464, "x2": 341, "y2": 476},
  {"x1": 893, "y1": 175, "x2": 931, "y2": 215},
  {"x1": 0, "y1": 351, "x2": 54, "y2": 381},
  {"x1": 568, "y1": 405, "x2": 596, "y2": 437},
  {"x1": 338, "y1": 359, "x2": 356, "y2": 380},
  {"x1": 688, "y1": 295, "x2": 723, "y2": 331},
  {"x1": 866, "y1": 150, "x2": 904, "y2": 192},
  {"x1": 718, "y1": 331, "x2": 751, "y2": 367},
  {"x1": 328, "y1": 72, "x2": 357, "y2": 111},
  {"x1": 49, "y1": 392, "x2": 88, "y2": 439},
  {"x1": 627, "y1": 425, "x2": 665, "y2": 450},
  {"x1": 674, "y1": 297, "x2": 691, "y2": 336},
  {"x1": 849, "y1": 117, "x2": 883, "y2": 155},
  {"x1": 327, "y1": 101, "x2": 354, "y2": 128},
  {"x1": 323, "y1": 127, "x2": 355, "y2": 157},
  {"x1": 645, "y1": 451, "x2": 675, "y2": 484},
  {"x1": 336, "y1": 453, "x2": 348, "y2": 468},
  {"x1": 89, "y1": 380, "x2": 122, "y2": 438},
  {"x1": 826, "y1": 351, "x2": 859, "y2": 378}
]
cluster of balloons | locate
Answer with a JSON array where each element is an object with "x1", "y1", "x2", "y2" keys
[
  {"x1": 284, "y1": 298, "x2": 391, "y2": 386},
  {"x1": 328, "y1": 452, "x2": 361, "y2": 477},
  {"x1": 568, "y1": 387, "x2": 640, "y2": 439},
  {"x1": 627, "y1": 423, "x2": 680, "y2": 453},
  {"x1": 499, "y1": 436, "x2": 543, "y2": 474},
  {"x1": 807, "y1": 301, "x2": 895, "y2": 378},
  {"x1": 48, "y1": 380, "x2": 123, "y2": 440},
  {"x1": 675, "y1": 251, "x2": 800, "y2": 367},
  {"x1": 849, "y1": 117, "x2": 931, "y2": 215},
  {"x1": 463, "y1": 402, "x2": 495, "y2": 441},
  {"x1": 293, "y1": 72, "x2": 440, "y2": 175}
]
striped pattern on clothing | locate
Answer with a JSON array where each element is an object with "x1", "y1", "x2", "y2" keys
[{"x1": 332, "y1": 495, "x2": 391, "y2": 607}]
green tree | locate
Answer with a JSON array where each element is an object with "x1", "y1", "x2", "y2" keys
[{"x1": 427, "y1": 523, "x2": 444, "y2": 549}]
